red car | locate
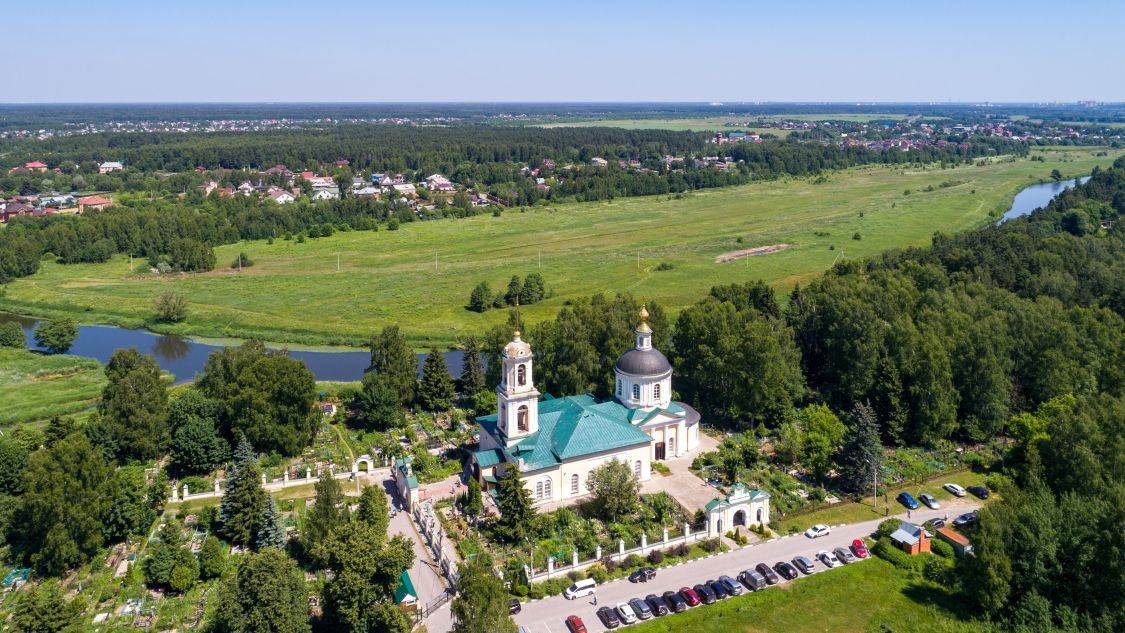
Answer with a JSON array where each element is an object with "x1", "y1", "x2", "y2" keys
[
  {"x1": 678, "y1": 586, "x2": 701, "y2": 606},
  {"x1": 566, "y1": 615, "x2": 588, "y2": 633},
  {"x1": 851, "y1": 538, "x2": 869, "y2": 559}
]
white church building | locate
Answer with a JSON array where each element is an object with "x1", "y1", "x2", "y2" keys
[{"x1": 470, "y1": 306, "x2": 701, "y2": 505}]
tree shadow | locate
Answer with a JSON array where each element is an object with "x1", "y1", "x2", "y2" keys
[{"x1": 901, "y1": 581, "x2": 976, "y2": 621}]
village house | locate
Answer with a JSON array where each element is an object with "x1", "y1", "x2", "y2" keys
[
  {"x1": 25, "y1": 161, "x2": 48, "y2": 173},
  {"x1": 263, "y1": 164, "x2": 294, "y2": 178},
  {"x1": 1, "y1": 202, "x2": 36, "y2": 223},
  {"x1": 936, "y1": 527, "x2": 973, "y2": 557},
  {"x1": 77, "y1": 195, "x2": 112, "y2": 211},
  {"x1": 99, "y1": 161, "x2": 124, "y2": 174},
  {"x1": 470, "y1": 306, "x2": 702, "y2": 506},
  {"x1": 425, "y1": 174, "x2": 455, "y2": 192},
  {"x1": 268, "y1": 188, "x2": 297, "y2": 204},
  {"x1": 311, "y1": 187, "x2": 340, "y2": 201},
  {"x1": 199, "y1": 180, "x2": 219, "y2": 196},
  {"x1": 237, "y1": 181, "x2": 256, "y2": 194},
  {"x1": 889, "y1": 521, "x2": 931, "y2": 555},
  {"x1": 590, "y1": 157, "x2": 608, "y2": 167},
  {"x1": 308, "y1": 175, "x2": 336, "y2": 189},
  {"x1": 392, "y1": 183, "x2": 417, "y2": 198},
  {"x1": 352, "y1": 186, "x2": 380, "y2": 198}
]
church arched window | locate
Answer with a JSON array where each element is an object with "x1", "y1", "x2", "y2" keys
[
  {"x1": 571, "y1": 473, "x2": 580, "y2": 495},
  {"x1": 654, "y1": 383, "x2": 661, "y2": 400},
  {"x1": 632, "y1": 384, "x2": 640, "y2": 400},
  {"x1": 517, "y1": 364, "x2": 527, "y2": 386},
  {"x1": 517, "y1": 405, "x2": 529, "y2": 432},
  {"x1": 634, "y1": 460, "x2": 642, "y2": 477},
  {"x1": 542, "y1": 477, "x2": 552, "y2": 499},
  {"x1": 535, "y1": 481, "x2": 543, "y2": 499}
]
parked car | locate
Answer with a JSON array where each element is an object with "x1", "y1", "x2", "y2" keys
[
  {"x1": 792, "y1": 556, "x2": 816, "y2": 575},
  {"x1": 709, "y1": 579, "x2": 731, "y2": 599},
  {"x1": 897, "y1": 492, "x2": 920, "y2": 509},
  {"x1": 645, "y1": 594, "x2": 669, "y2": 616},
  {"x1": 850, "y1": 539, "x2": 869, "y2": 559},
  {"x1": 718, "y1": 575, "x2": 744, "y2": 595},
  {"x1": 738, "y1": 569, "x2": 767, "y2": 591},
  {"x1": 834, "y1": 546, "x2": 857, "y2": 564},
  {"x1": 616, "y1": 602, "x2": 638, "y2": 625},
  {"x1": 564, "y1": 578, "x2": 597, "y2": 600},
  {"x1": 509, "y1": 599, "x2": 521, "y2": 615},
  {"x1": 662, "y1": 590, "x2": 688, "y2": 612},
  {"x1": 818, "y1": 550, "x2": 842, "y2": 568},
  {"x1": 953, "y1": 511, "x2": 977, "y2": 527},
  {"x1": 755, "y1": 562, "x2": 781, "y2": 584},
  {"x1": 943, "y1": 483, "x2": 967, "y2": 497},
  {"x1": 597, "y1": 606, "x2": 621, "y2": 629},
  {"x1": 678, "y1": 587, "x2": 701, "y2": 606},
  {"x1": 565, "y1": 615, "x2": 588, "y2": 633},
  {"x1": 930, "y1": 518, "x2": 946, "y2": 529},
  {"x1": 919, "y1": 493, "x2": 940, "y2": 509},
  {"x1": 693, "y1": 583, "x2": 717, "y2": 604},
  {"x1": 629, "y1": 567, "x2": 656, "y2": 583},
  {"x1": 968, "y1": 485, "x2": 990, "y2": 499},
  {"x1": 805, "y1": 524, "x2": 831, "y2": 539},
  {"x1": 629, "y1": 597, "x2": 654, "y2": 620},
  {"x1": 774, "y1": 561, "x2": 799, "y2": 580}
]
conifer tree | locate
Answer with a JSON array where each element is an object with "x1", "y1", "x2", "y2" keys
[
  {"x1": 256, "y1": 495, "x2": 287, "y2": 550},
  {"x1": 495, "y1": 468, "x2": 533, "y2": 543},
  {"x1": 465, "y1": 475, "x2": 484, "y2": 520},
  {"x1": 219, "y1": 436, "x2": 267, "y2": 547},
  {"x1": 419, "y1": 348, "x2": 455, "y2": 412},
  {"x1": 460, "y1": 336, "x2": 486, "y2": 399},
  {"x1": 199, "y1": 535, "x2": 225, "y2": 580},
  {"x1": 355, "y1": 486, "x2": 390, "y2": 542},
  {"x1": 837, "y1": 402, "x2": 883, "y2": 495},
  {"x1": 451, "y1": 553, "x2": 518, "y2": 633}
]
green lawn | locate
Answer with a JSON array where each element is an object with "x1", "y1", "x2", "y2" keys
[
  {"x1": 775, "y1": 469, "x2": 991, "y2": 535},
  {"x1": 0, "y1": 347, "x2": 106, "y2": 426},
  {"x1": 628, "y1": 557, "x2": 988, "y2": 633},
  {"x1": 0, "y1": 148, "x2": 1117, "y2": 348}
]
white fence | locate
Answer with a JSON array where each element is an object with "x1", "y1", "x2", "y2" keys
[
  {"x1": 170, "y1": 456, "x2": 385, "y2": 503},
  {"x1": 527, "y1": 522, "x2": 709, "y2": 583}
]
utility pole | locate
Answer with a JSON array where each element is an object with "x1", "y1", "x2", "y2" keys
[
  {"x1": 238, "y1": 253, "x2": 242, "y2": 272},
  {"x1": 337, "y1": 253, "x2": 340, "y2": 272}
]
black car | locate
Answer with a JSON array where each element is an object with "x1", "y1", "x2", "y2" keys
[
  {"x1": 693, "y1": 583, "x2": 717, "y2": 604},
  {"x1": 953, "y1": 511, "x2": 978, "y2": 527},
  {"x1": 596, "y1": 606, "x2": 620, "y2": 629},
  {"x1": 774, "y1": 561, "x2": 799, "y2": 581},
  {"x1": 792, "y1": 556, "x2": 816, "y2": 575},
  {"x1": 755, "y1": 563, "x2": 781, "y2": 585},
  {"x1": 644, "y1": 594, "x2": 669, "y2": 616},
  {"x1": 662, "y1": 590, "x2": 688, "y2": 613},
  {"x1": 629, "y1": 567, "x2": 657, "y2": 583},
  {"x1": 509, "y1": 599, "x2": 521, "y2": 615},
  {"x1": 708, "y1": 579, "x2": 730, "y2": 599},
  {"x1": 629, "y1": 597, "x2": 654, "y2": 620},
  {"x1": 929, "y1": 518, "x2": 946, "y2": 529},
  {"x1": 967, "y1": 485, "x2": 990, "y2": 499}
]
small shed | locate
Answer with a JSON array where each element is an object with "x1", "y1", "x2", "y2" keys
[
  {"x1": 394, "y1": 570, "x2": 418, "y2": 609},
  {"x1": 936, "y1": 527, "x2": 973, "y2": 557},
  {"x1": 888, "y1": 521, "x2": 931, "y2": 555}
]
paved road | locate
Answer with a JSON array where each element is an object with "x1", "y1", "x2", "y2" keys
[{"x1": 511, "y1": 501, "x2": 980, "y2": 633}]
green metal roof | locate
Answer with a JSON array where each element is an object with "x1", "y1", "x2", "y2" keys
[
  {"x1": 474, "y1": 449, "x2": 505, "y2": 469},
  {"x1": 405, "y1": 475, "x2": 419, "y2": 490},
  {"x1": 394, "y1": 570, "x2": 417, "y2": 604},
  {"x1": 510, "y1": 394, "x2": 652, "y2": 471}
]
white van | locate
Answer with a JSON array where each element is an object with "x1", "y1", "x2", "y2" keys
[{"x1": 563, "y1": 578, "x2": 597, "y2": 600}]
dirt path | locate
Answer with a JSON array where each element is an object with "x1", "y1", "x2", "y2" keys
[{"x1": 716, "y1": 243, "x2": 790, "y2": 263}]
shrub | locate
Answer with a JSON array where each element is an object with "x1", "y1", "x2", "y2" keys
[
  {"x1": 700, "y1": 538, "x2": 721, "y2": 553},
  {"x1": 871, "y1": 538, "x2": 924, "y2": 574},
  {"x1": 566, "y1": 570, "x2": 580, "y2": 582},
  {"x1": 601, "y1": 556, "x2": 618, "y2": 573},
  {"x1": 876, "y1": 519, "x2": 901, "y2": 540},
  {"x1": 623, "y1": 554, "x2": 644, "y2": 569},
  {"x1": 930, "y1": 538, "x2": 955, "y2": 559},
  {"x1": 230, "y1": 252, "x2": 254, "y2": 269},
  {"x1": 647, "y1": 550, "x2": 664, "y2": 565},
  {"x1": 672, "y1": 543, "x2": 689, "y2": 558},
  {"x1": 923, "y1": 554, "x2": 955, "y2": 584},
  {"x1": 852, "y1": 232, "x2": 862, "y2": 241},
  {"x1": 655, "y1": 262, "x2": 675, "y2": 271},
  {"x1": 586, "y1": 564, "x2": 608, "y2": 584},
  {"x1": 511, "y1": 584, "x2": 529, "y2": 597}
]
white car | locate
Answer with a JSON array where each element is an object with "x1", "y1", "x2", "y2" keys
[
  {"x1": 817, "y1": 550, "x2": 842, "y2": 568},
  {"x1": 943, "y1": 483, "x2": 966, "y2": 497},
  {"x1": 616, "y1": 602, "x2": 638, "y2": 624},
  {"x1": 805, "y1": 524, "x2": 831, "y2": 539}
]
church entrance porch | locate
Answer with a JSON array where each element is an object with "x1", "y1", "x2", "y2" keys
[{"x1": 655, "y1": 442, "x2": 666, "y2": 461}]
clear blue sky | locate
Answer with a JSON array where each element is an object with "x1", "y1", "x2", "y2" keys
[{"x1": 5, "y1": 0, "x2": 1123, "y2": 103}]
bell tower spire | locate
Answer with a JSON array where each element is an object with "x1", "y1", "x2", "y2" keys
[{"x1": 497, "y1": 298, "x2": 539, "y2": 446}]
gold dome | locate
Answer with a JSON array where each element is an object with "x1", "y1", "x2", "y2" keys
[{"x1": 639, "y1": 304, "x2": 649, "y2": 321}]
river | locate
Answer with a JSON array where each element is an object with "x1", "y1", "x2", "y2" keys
[{"x1": 0, "y1": 175, "x2": 1088, "y2": 383}]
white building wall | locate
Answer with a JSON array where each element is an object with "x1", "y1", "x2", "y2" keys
[{"x1": 522, "y1": 443, "x2": 652, "y2": 505}]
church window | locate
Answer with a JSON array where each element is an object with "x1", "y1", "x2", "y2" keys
[
  {"x1": 634, "y1": 460, "x2": 642, "y2": 477},
  {"x1": 571, "y1": 473, "x2": 580, "y2": 495},
  {"x1": 517, "y1": 364, "x2": 527, "y2": 386},
  {"x1": 535, "y1": 481, "x2": 543, "y2": 499},
  {"x1": 517, "y1": 405, "x2": 529, "y2": 432},
  {"x1": 542, "y1": 477, "x2": 552, "y2": 499},
  {"x1": 654, "y1": 383, "x2": 661, "y2": 400},
  {"x1": 632, "y1": 384, "x2": 640, "y2": 400}
]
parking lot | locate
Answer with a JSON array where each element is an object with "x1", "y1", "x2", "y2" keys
[{"x1": 511, "y1": 501, "x2": 979, "y2": 633}]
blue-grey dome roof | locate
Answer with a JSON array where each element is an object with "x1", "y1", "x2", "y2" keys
[{"x1": 614, "y1": 348, "x2": 672, "y2": 376}]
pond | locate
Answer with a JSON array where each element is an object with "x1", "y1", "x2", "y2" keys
[
  {"x1": 998, "y1": 176, "x2": 1090, "y2": 224},
  {"x1": 0, "y1": 313, "x2": 464, "y2": 385}
]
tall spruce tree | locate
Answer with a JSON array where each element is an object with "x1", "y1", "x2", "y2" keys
[
  {"x1": 837, "y1": 402, "x2": 883, "y2": 495},
  {"x1": 419, "y1": 348, "x2": 454, "y2": 412},
  {"x1": 219, "y1": 436, "x2": 267, "y2": 547},
  {"x1": 460, "y1": 337, "x2": 486, "y2": 399},
  {"x1": 256, "y1": 495, "x2": 286, "y2": 550},
  {"x1": 495, "y1": 468, "x2": 533, "y2": 543},
  {"x1": 368, "y1": 325, "x2": 418, "y2": 406},
  {"x1": 303, "y1": 474, "x2": 348, "y2": 567}
]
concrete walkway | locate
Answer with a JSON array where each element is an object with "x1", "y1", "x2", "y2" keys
[{"x1": 640, "y1": 431, "x2": 721, "y2": 514}]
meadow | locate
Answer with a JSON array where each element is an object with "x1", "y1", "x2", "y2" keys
[
  {"x1": 0, "y1": 347, "x2": 106, "y2": 426},
  {"x1": 0, "y1": 147, "x2": 1117, "y2": 349}
]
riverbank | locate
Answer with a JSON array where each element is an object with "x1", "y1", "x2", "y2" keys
[
  {"x1": 0, "y1": 148, "x2": 1116, "y2": 348},
  {"x1": 0, "y1": 347, "x2": 106, "y2": 427}
]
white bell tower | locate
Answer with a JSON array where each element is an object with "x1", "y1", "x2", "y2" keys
[{"x1": 497, "y1": 323, "x2": 539, "y2": 446}]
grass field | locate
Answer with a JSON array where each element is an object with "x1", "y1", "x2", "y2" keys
[
  {"x1": 0, "y1": 347, "x2": 106, "y2": 426},
  {"x1": 628, "y1": 557, "x2": 988, "y2": 633},
  {"x1": 0, "y1": 147, "x2": 1117, "y2": 349}
]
